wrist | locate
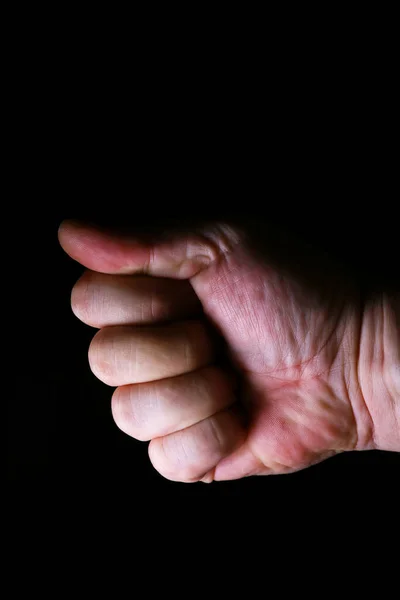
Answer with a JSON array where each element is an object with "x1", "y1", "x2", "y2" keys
[{"x1": 357, "y1": 291, "x2": 400, "y2": 452}]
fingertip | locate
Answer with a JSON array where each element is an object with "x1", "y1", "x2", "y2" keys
[
  {"x1": 58, "y1": 218, "x2": 81, "y2": 236},
  {"x1": 57, "y1": 219, "x2": 68, "y2": 245},
  {"x1": 57, "y1": 219, "x2": 137, "y2": 273},
  {"x1": 148, "y1": 408, "x2": 246, "y2": 483},
  {"x1": 58, "y1": 219, "x2": 83, "y2": 251}
]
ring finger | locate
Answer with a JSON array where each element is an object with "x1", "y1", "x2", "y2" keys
[{"x1": 112, "y1": 365, "x2": 236, "y2": 441}]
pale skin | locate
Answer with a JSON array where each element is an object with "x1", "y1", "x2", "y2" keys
[{"x1": 58, "y1": 219, "x2": 400, "y2": 482}]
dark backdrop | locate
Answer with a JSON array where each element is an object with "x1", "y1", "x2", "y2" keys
[
  {"x1": 9, "y1": 198, "x2": 399, "y2": 518},
  {"x1": 8, "y1": 49, "x2": 399, "y2": 519}
]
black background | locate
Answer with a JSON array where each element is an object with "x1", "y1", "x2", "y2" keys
[
  {"x1": 9, "y1": 202, "x2": 399, "y2": 519},
  {"x1": 8, "y1": 35, "x2": 399, "y2": 530}
]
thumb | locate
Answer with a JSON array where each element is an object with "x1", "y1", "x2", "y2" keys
[{"x1": 58, "y1": 219, "x2": 237, "y2": 279}]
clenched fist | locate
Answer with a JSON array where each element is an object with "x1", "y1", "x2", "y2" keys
[{"x1": 58, "y1": 219, "x2": 399, "y2": 482}]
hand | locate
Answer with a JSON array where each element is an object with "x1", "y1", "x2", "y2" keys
[{"x1": 58, "y1": 219, "x2": 399, "y2": 482}]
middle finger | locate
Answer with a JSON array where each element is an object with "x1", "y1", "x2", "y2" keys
[{"x1": 88, "y1": 320, "x2": 215, "y2": 386}]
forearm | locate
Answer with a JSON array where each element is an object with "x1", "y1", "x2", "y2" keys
[{"x1": 358, "y1": 291, "x2": 400, "y2": 452}]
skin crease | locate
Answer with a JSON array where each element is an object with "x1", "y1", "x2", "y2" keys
[{"x1": 58, "y1": 219, "x2": 399, "y2": 483}]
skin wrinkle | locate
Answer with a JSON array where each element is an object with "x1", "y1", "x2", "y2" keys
[
  {"x1": 248, "y1": 436, "x2": 290, "y2": 474},
  {"x1": 204, "y1": 260, "x2": 271, "y2": 360},
  {"x1": 383, "y1": 295, "x2": 400, "y2": 439},
  {"x1": 126, "y1": 385, "x2": 137, "y2": 426},
  {"x1": 149, "y1": 290, "x2": 155, "y2": 322},
  {"x1": 381, "y1": 296, "x2": 398, "y2": 430},
  {"x1": 254, "y1": 450, "x2": 339, "y2": 476},
  {"x1": 207, "y1": 413, "x2": 225, "y2": 455},
  {"x1": 173, "y1": 431, "x2": 190, "y2": 471},
  {"x1": 184, "y1": 238, "x2": 214, "y2": 273},
  {"x1": 145, "y1": 242, "x2": 155, "y2": 276},
  {"x1": 201, "y1": 224, "x2": 241, "y2": 259},
  {"x1": 200, "y1": 467, "x2": 216, "y2": 483},
  {"x1": 355, "y1": 294, "x2": 376, "y2": 449},
  {"x1": 194, "y1": 243, "x2": 362, "y2": 468},
  {"x1": 340, "y1": 370, "x2": 358, "y2": 451},
  {"x1": 203, "y1": 248, "x2": 352, "y2": 382},
  {"x1": 101, "y1": 284, "x2": 110, "y2": 321}
]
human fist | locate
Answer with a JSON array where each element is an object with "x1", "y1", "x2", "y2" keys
[{"x1": 59, "y1": 219, "x2": 399, "y2": 482}]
